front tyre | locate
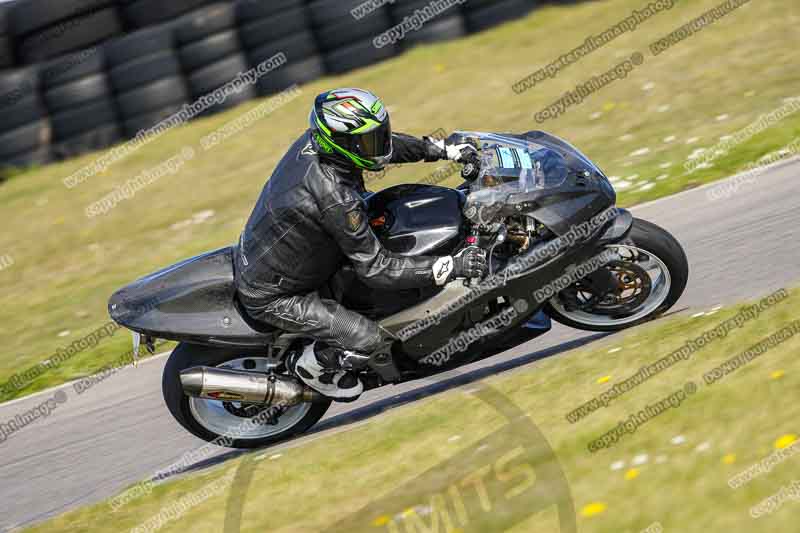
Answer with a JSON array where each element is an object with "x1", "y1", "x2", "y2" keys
[
  {"x1": 546, "y1": 218, "x2": 688, "y2": 332},
  {"x1": 162, "y1": 343, "x2": 331, "y2": 449}
]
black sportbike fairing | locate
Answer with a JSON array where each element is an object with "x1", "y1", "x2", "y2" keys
[
  {"x1": 455, "y1": 130, "x2": 616, "y2": 236},
  {"x1": 110, "y1": 130, "x2": 629, "y2": 378},
  {"x1": 369, "y1": 131, "x2": 620, "y2": 352},
  {"x1": 109, "y1": 247, "x2": 276, "y2": 347}
]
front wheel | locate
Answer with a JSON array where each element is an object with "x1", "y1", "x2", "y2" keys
[
  {"x1": 546, "y1": 218, "x2": 688, "y2": 332},
  {"x1": 162, "y1": 343, "x2": 331, "y2": 449}
]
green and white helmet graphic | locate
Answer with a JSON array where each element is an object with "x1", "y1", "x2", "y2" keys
[{"x1": 309, "y1": 88, "x2": 393, "y2": 170}]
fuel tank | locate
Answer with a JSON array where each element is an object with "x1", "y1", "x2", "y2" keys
[
  {"x1": 366, "y1": 184, "x2": 466, "y2": 256},
  {"x1": 334, "y1": 184, "x2": 467, "y2": 319}
]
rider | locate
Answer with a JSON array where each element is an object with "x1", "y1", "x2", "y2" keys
[{"x1": 234, "y1": 88, "x2": 488, "y2": 401}]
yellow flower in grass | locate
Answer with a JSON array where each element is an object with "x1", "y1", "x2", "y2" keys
[
  {"x1": 597, "y1": 375, "x2": 611, "y2": 384},
  {"x1": 625, "y1": 468, "x2": 640, "y2": 480},
  {"x1": 775, "y1": 434, "x2": 798, "y2": 449},
  {"x1": 722, "y1": 454, "x2": 736, "y2": 464},
  {"x1": 770, "y1": 370, "x2": 785, "y2": 380},
  {"x1": 581, "y1": 502, "x2": 607, "y2": 517},
  {"x1": 372, "y1": 516, "x2": 391, "y2": 527}
]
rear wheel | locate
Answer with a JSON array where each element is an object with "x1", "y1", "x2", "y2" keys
[
  {"x1": 162, "y1": 343, "x2": 331, "y2": 449},
  {"x1": 546, "y1": 218, "x2": 688, "y2": 332}
]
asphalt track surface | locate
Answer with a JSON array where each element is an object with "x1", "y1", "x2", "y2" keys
[{"x1": 1, "y1": 160, "x2": 798, "y2": 531}]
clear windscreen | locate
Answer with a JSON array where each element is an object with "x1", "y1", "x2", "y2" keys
[{"x1": 457, "y1": 132, "x2": 571, "y2": 194}]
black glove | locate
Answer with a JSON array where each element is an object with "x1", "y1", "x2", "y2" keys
[{"x1": 432, "y1": 247, "x2": 488, "y2": 286}]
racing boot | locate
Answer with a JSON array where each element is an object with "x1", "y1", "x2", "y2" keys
[{"x1": 290, "y1": 341, "x2": 366, "y2": 401}]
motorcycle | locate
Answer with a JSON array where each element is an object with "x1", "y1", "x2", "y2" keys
[{"x1": 109, "y1": 131, "x2": 688, "y2": 448}]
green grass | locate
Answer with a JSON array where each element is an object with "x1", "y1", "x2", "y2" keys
[
  {"x1": 25, "y1": 288, "x2": 800, "y2": 532},
  {"x1": 1, "y1": 0, "x2": 799, "y2": 400}
]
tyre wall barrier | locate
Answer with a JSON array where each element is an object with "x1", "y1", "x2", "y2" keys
[
  {"x1": 0, "y1": 4, "x2": 15, "y2": 69},
  {"x1": 236, "y1": 0, "x2": 323, "y2": 97},
  {"x1": 0, "y1": 0, "x2": 562, "y2": 172},
  {"x1": 176, "y1": 3, "x2": 255, "y2": 116},
  {"x1": 0, "y1": 66, "x2": 52, "y2": 170},
  {"x1": 105, "y1": 25, "x2": 191, "y2": 137}
]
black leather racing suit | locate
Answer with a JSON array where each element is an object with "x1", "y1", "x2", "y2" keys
[{"x1": 234, "y1": 130, "x2": 446, "y2": 353}]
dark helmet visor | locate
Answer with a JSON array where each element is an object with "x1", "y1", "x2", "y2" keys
[
  {"x1": 332, "y1": 119, "x2": 391, "y2": 158},
  {"x1": 355, "y1": 119, "x2": 392, "y2": 159}
]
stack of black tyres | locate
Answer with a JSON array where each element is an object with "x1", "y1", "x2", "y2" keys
[
  {"x1": 41, "y1": 47, "x2": 121, "y2": 158},
  {"x1": 175, "y1": 3, "x2": 255, "y2": 116},
  {"x1": 462, "y1": 0, "x2": 538, "y2": 34},
  {"x1": 10, "y1": 0, "x2": 125, "y2": 64},
  {"x1": 105, "y1": 25, "x2": 191, "y2": 138},
  {"x1": 0, "y1": 66, "x2": 51, "y2": 169},
  {"x1": 118, "y1": 0, "x2": 218, "y2": 31},
  {"x1": 308, "y1": 0, "x2": 397, "y2": 75},
  {"x1": 0, "y1": 3, "x2": 14, "y2": 69},
  {"x1": 236, "y1": 0, "x2": 324, "y2": 97},
  {"x1": 0, "y1": 0, "x2": 555, "y2": 173},
  {"x1": 389, "y1": 0, "x2": 467, "y2": 49}
]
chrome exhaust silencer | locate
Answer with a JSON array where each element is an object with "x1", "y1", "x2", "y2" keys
[{"x1": 180, "y1": 366, "x2": 323, "y2": 405}]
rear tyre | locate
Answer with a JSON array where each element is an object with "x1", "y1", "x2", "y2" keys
[
  {"x1": 546, "y1": 218, "x2": 688, "y2": 332},
  {"x1": 163, "y1": 342, "x2": 331, "y2": 449}
]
